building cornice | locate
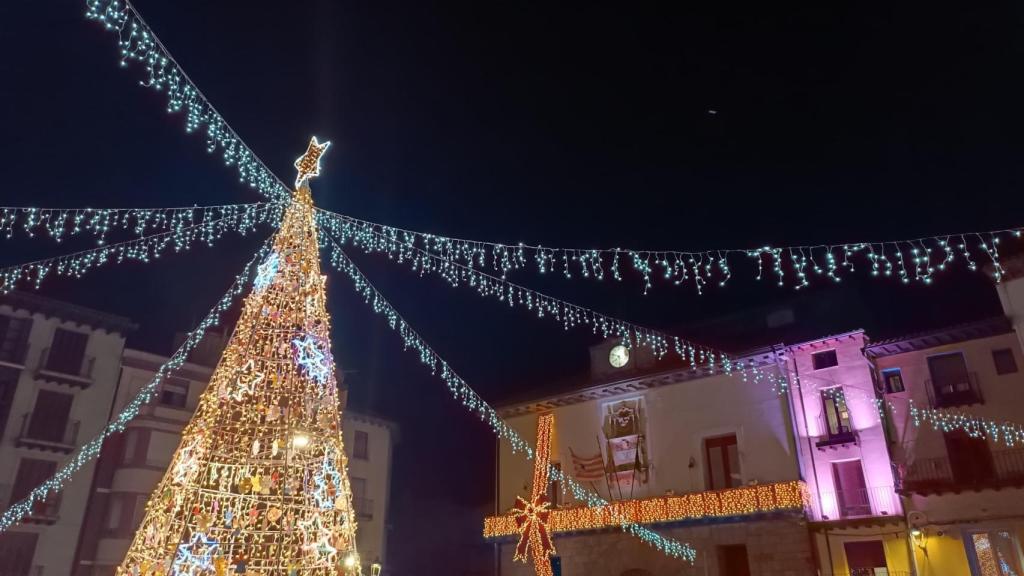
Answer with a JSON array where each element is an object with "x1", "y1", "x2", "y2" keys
[
  {"x1": 1, "y1": 291, "x2": 137, "y2": 335},
  {"x1": 864, "y1": 316, "x2": 1012, "y2": 359},
  {"x1": 498, "y1": 347, "x2": 785, "y2": 418}
]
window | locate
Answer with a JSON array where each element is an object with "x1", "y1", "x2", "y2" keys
[
  {"x1": 992, "y1": 348, "x2": 1018, "y2": 375},
  {"x1": 0, "y1": 532, "x2": 39, "y2": 576},
  {"x1": 27, "y1": 390, "x2": 73, "y2": 443},
  {"x1": 46, "y1": 328, "x2": 88, "y2": 374},
  {"x1": 716, "y1": 544, "x2": 751, "y2": 576},
  {"x1": 927, "y1": 352, "x2": 979, "y2": 407},
  {"x1": 882, "y1": 369, "x2": 905, "y2": 393},
  {"x1": 105, "y1": 494, "x2": 122, "y2": 532},
  {"x1": 350, "y1": 476, "x2": 371, "y2": 520},
  {"x1": 353, "y1": 430, "x2": 369, "y2": 460},
  {"x1": 705, "y1": 434, "x2": 741, "y2": 490},
  {"x1": 822, "y1": 388, "x2": 853, "y2": 438},
  {"x1": 0, "y1": 315, "x2": 31, "y2": 365},
  {"x1": 547, "y1": 462, "x2": 562, "y2": 507},
  {"x1": 0, "y1": 367, "x2": 18, "y2": 439},
  {"x1": 121, "y1": 429, "x2": 140, "y2": 465},
  {"x1": 843, "y1": 540, "x2": 888, "y2": 575},
  {"x1": 159, "y1": 378, "x2": 189, "y2": 408},
  {"x1": 965, "y1": 531, "x2": 1023, "y2": 576},
  {"x1": 944, "y1": 430, "x2": 995, "y2": 485},
  {"x1": 11, "y1": 458, "x2": 59, "y2": 517},
  {"x1": 812, "y1": 349, "x2": 839, "y2": 370},
  {"x1": 832, "y1": 460, "x2": 871, "y2": 518}
]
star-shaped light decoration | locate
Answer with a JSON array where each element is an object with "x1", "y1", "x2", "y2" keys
[
  {"x1": 512, "y1": 413, "x2": 557, "y2": 576},
  {"x1": 254, "y1": 252, "x2": 280, "y2": 292},
  {"x1": 228, "y1": 359, "x2": 265, "y2": 401},
  {"x1": 171, "y1": 531, "x2": 219, "y2": 576},
  {"x1": 313, "y1": 449, "x2": 344, "y2": 510},
  {"x1": 293, "y1": 136, "x2": 331, "y2": 189},
  {"x1": 292, "y1": 333, "x2": 331, "y2": 386}
]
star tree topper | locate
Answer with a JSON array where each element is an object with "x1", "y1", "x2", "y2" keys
[
  {"x1": 294, "y1": 136, "x2": 331, "y2": 189},
  {"x1": 512, "y1": 413, "x2": 557, "y2": 576}
]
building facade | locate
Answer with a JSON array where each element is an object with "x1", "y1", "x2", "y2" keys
[
  {"x1": 0, "y1": 292, "x2": 134, "y2": 576},
  {"x1": 784, "y1": 332, "x2": 910, "y2": 575},
  {"x1": 487, "y1": 342, "x2": 815, "y2": 575},
  {"x1": 71, "y1": 346, "x2": 398, "y2": 576},
  {"x1": 867, "y1": 317, "x2": 1024, "y2": 576}
]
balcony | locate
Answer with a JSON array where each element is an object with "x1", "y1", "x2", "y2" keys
[
  {"x1": 484, "y1": 480, "x2": 808, "y2": 539},
  {"x1": 34, "y1": 347, "x2": 95, "y2": 388},
  {"x1": 808, "y1": 485, "x2": 900, "y2": 522},
  {"x1": 0, "y1": 567, "x2": 43, "y2": 576},
  {"x1": 0, "y1": 483, "x2": 61, "y2": 525},
  {"x1": 353, "y1": 496, "x2": 374, "y2": 520},
  {"x1": 14, "y1": 413, "x2": 80, "y2": 453},
  {"x1": 815, "y1": 417, "x2": 859, "y2": 450},
  {"x1": 925, "y1": 372, "x2": 982, "y2": 408},
  {"x1": 899, "y1": 447, "x2": 1024, "y2": 494}
]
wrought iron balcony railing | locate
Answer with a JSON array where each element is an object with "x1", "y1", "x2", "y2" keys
[
  {"x1": 807, "y1": 485, "x2": 900, "y2": 521},
  {"x1": 34, "y1": 346, "x2": 95, "y2": 388},
  {"x1": 900, "y1": 447, "x2": 1024, "y2": 493},
  {"x1": 925, "y1": 371, "x2": 982, "y2": 408}
]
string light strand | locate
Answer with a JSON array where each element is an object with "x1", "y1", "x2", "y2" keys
[
  {"x1": 0, "y1": 202, "x2": 281, "y2": 293},
  {"x1": 319, "y1": 209, "x2": 1021, "y2": 293},
  {"x1": 83, "y1": 0, "x2": 290, "y2": 202}
]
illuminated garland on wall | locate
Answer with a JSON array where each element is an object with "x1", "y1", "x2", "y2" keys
[
  {"x1": 315, "y1": 210, "x2": 731, "y2": 372},
  {"x1": 320, "y1": 230, "x2": 697, "y2": 562},
  {"x1": 484, "y1": 480, "x2": 807, "y2": 538},
  {"x1": 83, "y1": 0, "x2": 290, "y2": 202},
  {"x1": 0, "y1": 234, "x2": 274, "y2": 532},
  {"x1": 321, "y1": 209, "x2": 1020, "y2": 293},
  {"x1": 0, "y1": 202, "x2": 272, "y2": 244},
  {"x1": 0, "y1": 202, "x2": 280, "y2": 293}
]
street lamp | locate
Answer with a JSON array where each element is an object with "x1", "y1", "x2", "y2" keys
[{"x1": 370, "y1": 563, "x2": 382, "y2": 576}]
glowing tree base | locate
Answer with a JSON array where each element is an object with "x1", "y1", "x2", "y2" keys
[{"x1": 118, "y1": 146, "x2": 362, "y2": 576}]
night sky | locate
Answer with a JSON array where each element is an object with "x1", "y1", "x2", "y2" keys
[{"x1": 3, "y1": 1, "x2": 1024, "y2": 573}]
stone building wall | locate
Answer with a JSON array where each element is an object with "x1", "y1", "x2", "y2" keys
[{"x1": 497, "y1": 515, "x2": 814, "y2": 576}]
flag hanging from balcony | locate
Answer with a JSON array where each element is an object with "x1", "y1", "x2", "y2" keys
[{"x1": 569, "y1": 447, "x2": 605, "y2": 481}]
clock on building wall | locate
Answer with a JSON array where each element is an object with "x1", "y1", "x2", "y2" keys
[{"x1": 608, "y1": 344, "x2": 630, "y2": 368}]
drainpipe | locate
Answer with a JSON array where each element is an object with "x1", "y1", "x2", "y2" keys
[
  {"x1": 494, "y1": 435, "x2": 501, "y2": 576},
  {"x1": 789, "y1": 347, "x2": 833, "y2": 575}
]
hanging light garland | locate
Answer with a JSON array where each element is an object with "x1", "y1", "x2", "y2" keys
[
  {"x1": 320, "y1": 229, "x2": 700, "y2": 562},
  {"x1": 319, "y1": 209, "x2": 1020, "y2": 293},
  {"x1": 0, "y1": 234, "x2": 275, "y2": 532},
  {"x1": 82, "y1": 0, "x2": 290, "y2": 203},
  {"x1": 0, "y1": 202, "x2": 281, "y2": 293},
  {"x1": 0, "y1": 202, "x2": 273, "y2": 245},
  {"x1": 315, "y1": 210, "x2": 731, "y2": 371}
]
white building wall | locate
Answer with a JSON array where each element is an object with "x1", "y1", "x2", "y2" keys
[
  {"x1": 497, "y1": 361, "x2": 799, "y2": 514},
  {"x1": 0, "y1": 298, "x2": 129, "y2": 576}
]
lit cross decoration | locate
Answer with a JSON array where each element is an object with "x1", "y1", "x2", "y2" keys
[
  {"x1": 511, "y1": 413, "x2": 557, "y2": 576},
  {"x1": 171, "y1": 531, "x2": 220, "y2": 576},
  {"x1": 293, "y1": 136, "x2": 331, "y2": 189},
  {"x1": 253, "y1": 251, "x2": 280, "y2": 292},
  {"x1": 292, "y1": 333, "x2": 331, "y2": 386}
]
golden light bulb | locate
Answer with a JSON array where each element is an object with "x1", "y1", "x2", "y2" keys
[{"x1": 292, "y1": 433, "x2": 311, "y2": 449}]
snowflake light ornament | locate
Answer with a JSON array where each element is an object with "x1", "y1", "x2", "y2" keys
[
  {"x1": 254, "y1": 252, "x2": 280, "y2": 292},
  {"x1": 292, "y1": 333, "x2": 330, "y2": 385}
]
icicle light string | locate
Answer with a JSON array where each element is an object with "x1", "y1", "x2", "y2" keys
[
  {"x1": 0, "y1": 202, "x2": 272, "y2": 244},
  {"x1": 83, "y1": 1, "x2": 290, "y2": 202},
  {"x1": 0, "y1": 234, "x2": 275, "y2": 532},
  {"x1": 319, "y1": 209, "x2": 1020, "y2": 293},
  {"x1": 320, "y1": 229, "x2": 700, "y2": 562},
  {"x1": 315, "y1": 211, "x2": 731, "y2": 371},
  {"x1": 0, "y1": 202, "x2": 281, "y2": 293}
]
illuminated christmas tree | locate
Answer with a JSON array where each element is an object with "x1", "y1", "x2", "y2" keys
[{"x1": 117, "y1": 138, "x2": 364, "y2": 576}]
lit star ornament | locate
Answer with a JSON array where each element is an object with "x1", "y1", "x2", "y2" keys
[
  {"x1": 293, "y1": 136, "x2": 331, "y2": 189},
  {"x1": 171, "y1": 532, "x2": 219, "y2": 576},
  {"x1": 292, "y1": 333, "x2": 331, "y2": 385},
  {"x1": 254, "y1": 252, "x2": 280, "y2": 292}
]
